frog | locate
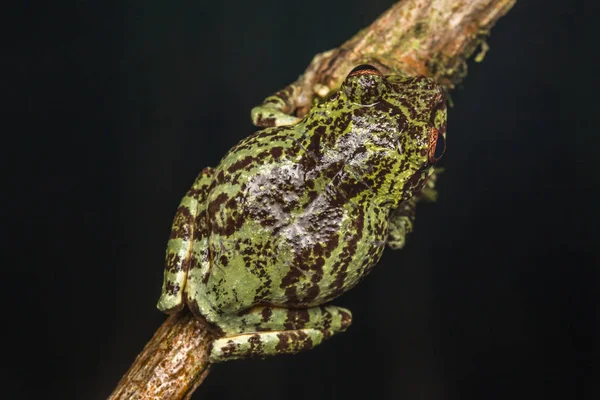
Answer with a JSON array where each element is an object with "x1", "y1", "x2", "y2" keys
[{"x1": 157, "y1": 64, "x2": 447, "y2": 363}]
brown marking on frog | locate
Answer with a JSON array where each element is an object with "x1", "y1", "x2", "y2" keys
[
  {"x1": 320, "y1": 307, "x2": 333, "y2": 330},
  {"x1": 327, "y1": 207, "x2": 365, "y2": 297},
  {"x1": 270, "y1": 146, "x2": 283, "y2": 158},
  {"x1": 169, "y1": 206, "x2": 193, "y2": 240},
  {"x1": 164, "y1": 281, "x2": 180, "y2": 296},
  {"x1": 275, "y1": 332, "x2": 291, "y2": 352},
  {"x1": 227, "y1": 156, "x2": 255, "y2": 173},
  {"x1": 255, "y1": 115, "x2": 276, "y2": 128},
  {"x1": 247, "y1": 334, "x2": 263, "y2": 357},
  {"x1": 165, "y1": 252, "x2": 182, "y2": 273},
  {"x1": 260, "y1": 306, "x2": 272, "y2": 323}
]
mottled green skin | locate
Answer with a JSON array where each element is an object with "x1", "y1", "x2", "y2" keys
[{"x1": 157, "y1": 67, "x2": 447, "y2": 362}]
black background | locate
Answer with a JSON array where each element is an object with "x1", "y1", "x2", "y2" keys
[{"x1": 3, "y1": 1, "x2": 597, "y2": 399}]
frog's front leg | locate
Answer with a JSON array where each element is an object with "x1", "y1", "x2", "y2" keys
[
  {"x1": 387, "y1": 169, "x2": 440, "y2": 249},
  {"x1": 387, "y1": 196, "x2": 417, "y2": 250},
  {"x1": 250, "y1": 83, "x2": 303, "y2": 127},
  {"x1": 210, "y1": 305, "x2": 352, "y2": 362},
  {"x1": 157, "y1": 167, "x2": 214, "y2": 313}
]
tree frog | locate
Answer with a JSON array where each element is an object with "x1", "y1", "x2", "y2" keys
[{"x1": 157, "y1": 65, "x2": 447, "y2": 362}]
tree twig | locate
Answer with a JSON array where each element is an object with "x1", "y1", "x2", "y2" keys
[
  {"x1": 108, "y1": 310, "x2": 213, "y2": 400},
  {"x1": 288, "y1": 0, "x2": 516, "y2": 117},
  {"x1": 107, "y1": 0, "x2": 515, "y2": 398}
]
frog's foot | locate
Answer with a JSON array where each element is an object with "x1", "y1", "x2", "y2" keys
[
  {"x1": 250, "y1": 105, "x2": 301, "y2": 128},
  {"x1": 387, "y1": 196, "x2": 416, "y2": 250},
  {"x1": 417, "y1": 167, "x2": 443, "y2": 202},
  {"x1": 250, "y1": 83, "x2": 303, "y2": 128},
  {"x1": 209, "y1": 305, "x2": 351, "y2": 362},
  {"x1": 387, "y1": 167, "x2": 443, "y2": 250}
]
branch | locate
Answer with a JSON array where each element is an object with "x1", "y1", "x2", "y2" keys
[
  {"x1": 108, "y1": 310, "x2": 213, "y2": 400},
  {"x1": 289, "y1": 0, "x2": 516, "y2": 116},
  {"x1": 107, "y1": 0, "x2": 515, "y2": 398}
]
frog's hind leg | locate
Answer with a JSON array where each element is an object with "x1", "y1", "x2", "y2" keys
[
  {"x1": 210, "y1": 305, "x2": 352, "y2": 362},
  {"x1": 157, "y1": 167, "x2": 213, "y2": 313}
]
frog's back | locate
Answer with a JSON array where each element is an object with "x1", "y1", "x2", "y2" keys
[{"x1": 199, "y1": 123, "x2": 389, "y2": 316}]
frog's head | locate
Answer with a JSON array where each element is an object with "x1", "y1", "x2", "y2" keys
[{"x1": 338, "y1": 64, "x2": 447, "y2": 206}]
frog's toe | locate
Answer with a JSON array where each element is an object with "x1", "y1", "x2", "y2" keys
[
  {"x1": 156, "y1": 291, "x2": 184, "y2": 314},
  {"x1": 250, "y1": 106, "x2": 301, "y2": 128}
]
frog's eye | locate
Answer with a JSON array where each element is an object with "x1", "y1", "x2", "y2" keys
[
  {"x1": 428, "y1": 127, "x2": 446, "y2": 163},
  {"x1": 343, "y1": 65, "x2": 385, "y2": 106},
  {"x1": 347, "y1": 64, "x2": 382, "y2": 77}
]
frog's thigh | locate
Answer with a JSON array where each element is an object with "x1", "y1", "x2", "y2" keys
[
  {"x1": 210, "y1": 305, "x2": 352, "y2": 362},
  {"x1": 157, "y1": 167, "x2": 213, "y2": 313}
]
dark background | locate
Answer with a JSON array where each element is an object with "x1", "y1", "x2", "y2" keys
[{"x1": 3, "y1": 1, "x2": 597, "y2": 399}]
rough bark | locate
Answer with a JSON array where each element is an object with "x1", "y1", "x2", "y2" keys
[
  {"x1": 289, "y1": 0, "x2": 516, "y2": 117},
  {"x1": 107, "y1": 0, "x2": 515, "y2": 398},
  {"x1": 108, "y1": 311, "x2": 213, "y2": 400}
]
